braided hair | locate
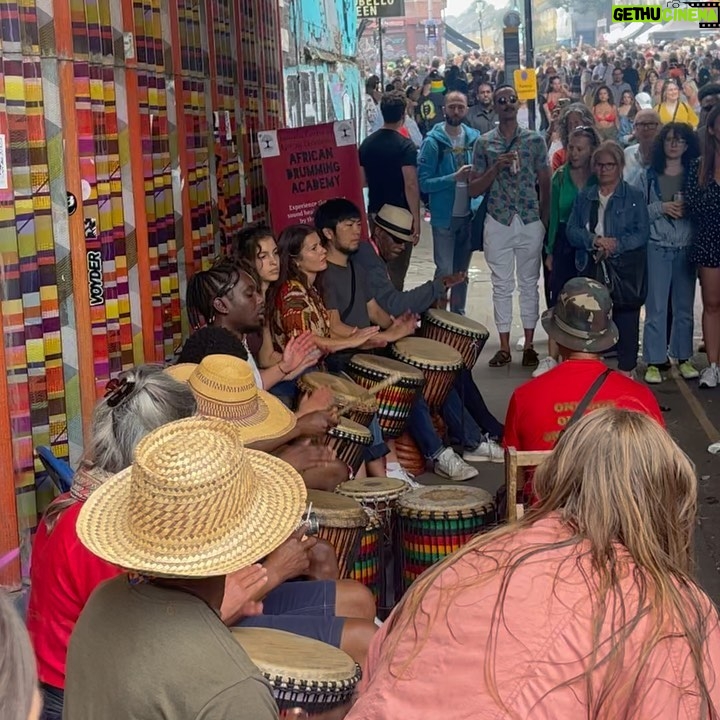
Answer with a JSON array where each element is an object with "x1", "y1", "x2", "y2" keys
[{"x1": 185, "y1": 256, "x2": 241, "y2": 330}]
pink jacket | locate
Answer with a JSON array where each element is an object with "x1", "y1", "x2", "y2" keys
[{"x1": 348, "y1": 516, "x2": 720, "y2": 719}]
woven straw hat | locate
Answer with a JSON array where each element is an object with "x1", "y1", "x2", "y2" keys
[
  {"x1": 164, "y1": 363, "x2": 198, "y2": 383},
  {"x1": 186, "y1": 354, "x2": 296, "y2": 443},
  {"x1": 76, "y1": 416, "x2": 307, "y2": 578}
]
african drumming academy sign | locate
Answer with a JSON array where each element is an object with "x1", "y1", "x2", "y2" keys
[
  {"x1": 356, "y1": 0, "x2": 406, "y2": 18},
  {"x1": 259, "y1": 121, "x2": 367, "y2": 235}
]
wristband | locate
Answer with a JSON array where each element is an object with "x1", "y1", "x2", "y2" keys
[{"x1": 278, "y1": 363, "x2": 290, "y2": 376}]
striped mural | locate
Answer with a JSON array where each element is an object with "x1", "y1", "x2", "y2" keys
[{"x1": 0, "y1": 0, "x2": 284, "y2": 585}]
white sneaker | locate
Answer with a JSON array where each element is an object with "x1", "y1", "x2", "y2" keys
[
  {"x1": 464, "y1": 436, "x2": 504, "y2": 463},
  {"x1": 386, "y1": 463, "x2": 422, "y2": 488},
  {"x1": 532, "y1": 356, "x2": 558, "y2": 378},
  {"x1": 434, "y1": 447, "x2": 479, "y2": 481},
  {"x1": 699, "y1": 365, "x2": 719, "y2": 389}
]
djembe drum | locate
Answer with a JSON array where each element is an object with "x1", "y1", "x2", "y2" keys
[
  {"x1": 298, "y1": 371, "x2": 377, "y2": 427},
  {"x1": 390, "y1": 337, "x2": 463, "y2": 410},
  {"x1": 397, "y1": 485, "x2": 496, "y2": 591},
  {"x1": 337, "y1": 477, "x2": 408, "y2": 611},
  {"x1": 324, "y1": 418, "x2": 372, "y2": 476},
  {"x1": 231, "y1": 628, "x2": 360, "y2": 716},
  {"x1": 306, "y1": 489, "x2": 367, "y2": 578},
  {"x1": 420, "y1": 309, "x2": 489, "y2": 369},
  {"x1": 345, "y1": 354, "x2": 424, "y2": 438}
]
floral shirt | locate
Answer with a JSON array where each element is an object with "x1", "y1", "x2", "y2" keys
[
  {"x1": 272, "y1": 279, "x2": 330, "y2": 352},
  {"x1": 472, "y1": 126, "x2": 549, "y2": 226}
]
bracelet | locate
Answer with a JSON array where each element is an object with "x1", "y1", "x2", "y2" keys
[{"x1": 278, "y1": 363, "x2": 290, "y2": 376}]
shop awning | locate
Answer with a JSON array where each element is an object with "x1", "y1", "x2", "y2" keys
[{"x1": 443, "y1": 23, "x2": 480, "y2": 52}]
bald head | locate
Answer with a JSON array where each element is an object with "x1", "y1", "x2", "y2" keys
[{"x1": 633, "y1": 109, "x2": 661, "y2": 148}]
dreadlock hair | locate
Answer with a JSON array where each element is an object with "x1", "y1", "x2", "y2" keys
[{"x1": 185, "y1": 256, "x2": 241, "y2": 330}]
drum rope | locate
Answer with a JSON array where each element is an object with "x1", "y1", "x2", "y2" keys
[{"x1": 337, "y1": 371, "x2": 404, "y2": 418}]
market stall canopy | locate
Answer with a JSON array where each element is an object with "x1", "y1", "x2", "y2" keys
[{"x1": 649, "y1": 19, "x2": 717, "y2": 41}]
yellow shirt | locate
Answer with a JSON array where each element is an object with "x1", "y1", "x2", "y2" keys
[{"x1": 654, "y1": 101, "x2": 699, "y2": 129}]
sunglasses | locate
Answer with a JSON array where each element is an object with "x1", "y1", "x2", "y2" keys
[{"x1": 497, "y1": 95, "x2": 518, "y2": 105}]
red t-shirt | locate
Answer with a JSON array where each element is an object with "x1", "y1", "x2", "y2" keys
[
  {"x1": 26, "y1": 499, "x2": 121, "y2": 689},
  {"x1": 504, "y1": 359, "x2": 665, "y2": 452}
]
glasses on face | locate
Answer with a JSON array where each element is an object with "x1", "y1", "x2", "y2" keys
[
  {"x1": 634, "y1": 122, "x2": 659, "y2": 129},
  {"x1": 665, "y1": 136, "x2": 687, "y2": 146},
  {"x1": 497, "y1": 95, "x2": 518, "y2": 105},
  {"x1": 595, "y1": 162, "x2": 618, "y2": 170}
]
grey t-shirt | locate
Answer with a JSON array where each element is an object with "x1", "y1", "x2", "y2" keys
[
  {"x1": 64, "y1": 576, "x2": 278, "y2": 720},
  {"x1": 450, "y1": 128, "x2": 470, "y2": 218},
  {"x1": 322, "y1": 258, "x2": 371, "y2": 328}
]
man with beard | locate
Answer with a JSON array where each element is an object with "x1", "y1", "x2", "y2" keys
[
  {"x1": 470, "y1": 85, "x2": 550, "y2": 369},
  {"x1": 465, "y1": 83, "x2": 497, "y2": 134},
  {"x1": 418, "y1": 91, "x2": 480, "y2": 315}
]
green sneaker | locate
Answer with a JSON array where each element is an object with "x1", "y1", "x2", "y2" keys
[
  {"x1": 644, "y1": 365, "x2": 662, "y2": 384},
  {"x1": 679, "y1": 361, "x2": 699, "y2": 380}
]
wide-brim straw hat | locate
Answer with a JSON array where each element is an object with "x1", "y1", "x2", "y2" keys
[
  {"x1": 185, "y1": 354, "x2": 296, "y2": 443},
  {"x1": 76, "y1": 416, "x2": 307, "y2": 578},
  {"x1": 164, "y1": 363, "x2": 198, "y2": 383}
]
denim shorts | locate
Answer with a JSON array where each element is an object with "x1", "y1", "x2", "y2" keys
[{"x1": 235, "y1": 580, "x2": 345, "y2": 647}]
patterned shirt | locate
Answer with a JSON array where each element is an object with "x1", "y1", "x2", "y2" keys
[
  {"x1": 472, "y1": 126, "x2": 549, "y2": 226},
  {"x1": 271, "y1": 279, "x2": 330, "y2": 352}
]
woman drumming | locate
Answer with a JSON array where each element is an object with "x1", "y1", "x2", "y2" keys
[
  {"x1": 642, "y1": 122, "x2": 700, "y2": 385},
  {"x1": 592, "y1": 85, "x2": 619, "y2": 140},
  {"x1": 567, "y1": 140, "x2": 650, "y2": 377},
  {"x1": 27, "y1": 367, "x2": 197, "y2": 720},
  {"x1": 655, "y1": 78, "x2": 699, "y2": 129},
  {"x1": 687, "y1": 104, "x2": 720, "y2": 389},
  {"x1": 535, "y1": 126, "x2": 600, "y2": 377},
  {"x1": 346, "y1": 408, "x2": 720, "y2": 719}
]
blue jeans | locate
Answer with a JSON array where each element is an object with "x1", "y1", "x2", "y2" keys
[
  {"x1": 443, "y1": 370, "x2": 504, "y2": 445},
  {"x1": 407, "y1": 396, "x2": 444, "y2": 460},
  {"x1": 432, "y1": 215, "x2": 473, "y2": 314},
  {"x1": 40, "y1": 684, "x2": 64, "y2": 720},
  {"x1": 642, "y1": 243, "x2": 695, "y2": 364}
]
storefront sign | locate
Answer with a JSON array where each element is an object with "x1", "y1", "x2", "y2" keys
[
  {"x1": 259, "y1": 121, "x2": 367, "y2": 235},
  {"x1": 356, "y1": 0, "x2": 406, "y2": 19}
]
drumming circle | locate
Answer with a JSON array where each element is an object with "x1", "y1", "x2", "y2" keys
[
  {"x1": 231, "y1": 627, "x2": 361, "y2": 714},
  {"x1": 420, "y1": 309, "x2": 489, "y2": 369},
  {"x1": 345, "y1": 354, "x2": 424, "y2": 439},
  {"x1": 325, "y1": 418, "x2": 372, "y2": 476},
  {"x1": 398, "y1": 485, "x2": 496, "y2": 590},
  {"x1": 306, "y1": 489, "x2": 367, "y2": 578},
  {"x1": 391, "y1": 337, "x2": 463, "y2": 410},
  {"x1": 298, "y1": 371, "x2": 377, "y2": 427}
]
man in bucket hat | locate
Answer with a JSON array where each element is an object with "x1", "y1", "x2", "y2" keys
[
  {"x1": 63, "y1": 416, "x2": 307, "y2": 720},
  {"x1": 504, "y1": 278, "x2": 664, "y2": 452}
]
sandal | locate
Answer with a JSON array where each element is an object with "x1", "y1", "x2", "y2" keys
[
  {"x1": 489, "y1": 350, "x2": 512, "y2": 367},
  {"x1": 522, "y1": 347, "x2": 539, "y2": 367}
]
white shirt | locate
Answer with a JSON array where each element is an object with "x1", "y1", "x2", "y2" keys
[
  {"x1": 594, "y1": 191, "x2": 611, "y2": 237},
  {"x1": 243, "y1": 338, "x2": 264, "y2": 389}
]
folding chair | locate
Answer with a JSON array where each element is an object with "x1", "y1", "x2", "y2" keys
[{"x1": 504, "y1": 447, "x2": 552, "y2": 522}]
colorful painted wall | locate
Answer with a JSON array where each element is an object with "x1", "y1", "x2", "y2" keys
[
  {"x1": 0, "y1": 0, "x2": 283, "y2": 588},
  {"x1": 281, "y1": 0, "x2": 363, "y2": 134}
]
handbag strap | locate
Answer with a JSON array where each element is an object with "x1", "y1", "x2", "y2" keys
[
  {"x1": 339, "y1": 260, "x2": 357, "y2": 324},
  {"x1": 557, "y1": 368, "x2": 612, "y2": 443},
  {"x1": 589, "y1": 197, "x2": 600, "y2": 234}
]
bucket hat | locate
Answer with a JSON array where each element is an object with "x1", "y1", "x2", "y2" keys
[
  {"x1": 76, "y1": 416, "x2": 307, "y2": 578},
  {"x1": 375, "y1": 204, "x2": 414, "y2": 242},
  {"x1": 186, "y1": 354, "x2": 296, "y2": 443},
  {"x1": 541, "y1": 277, "x2": 619, "y2": 353}
]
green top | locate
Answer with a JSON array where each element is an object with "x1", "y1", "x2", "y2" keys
[{"x1": 547, "y1": 165, "x2": 597, "y2": 254}]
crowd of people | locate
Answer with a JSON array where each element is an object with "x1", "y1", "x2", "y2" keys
[{"x1": 5, "y1": 37, "x2": 720, "y2": 720}]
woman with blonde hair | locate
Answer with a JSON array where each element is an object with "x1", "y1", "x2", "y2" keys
[{"x1": 347, "y1": 408, "x2": 720, "y2": 719}]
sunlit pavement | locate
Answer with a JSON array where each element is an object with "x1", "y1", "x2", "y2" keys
[{"x1": 406, "y1": 223, "x2": 720, "y2": 600}]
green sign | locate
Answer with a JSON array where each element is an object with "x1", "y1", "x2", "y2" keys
[{"x1": 356, "y1": 0, "x2": 406, "y2": 19}]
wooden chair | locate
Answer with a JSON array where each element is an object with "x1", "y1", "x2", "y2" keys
[{"x1": 504, "y1": 447, "x2": 552, "y2": 522}]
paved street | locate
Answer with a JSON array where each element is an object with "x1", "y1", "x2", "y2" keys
[{"x1": 406, "y1": 223, "x2": 720, "y2": 601}]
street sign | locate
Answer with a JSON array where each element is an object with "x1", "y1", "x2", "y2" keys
[
  {"x1": 356, "y1": 0, "x2": 406, "y2": 19},
  {"x1": 514, "y1": 69, "x2": 537, "y2": 100}
]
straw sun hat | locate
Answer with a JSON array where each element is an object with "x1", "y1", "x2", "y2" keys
[
  {"x1": 76, "y1": 416, "x2": 307, "y2": 578},
  {"x1": 166, "y1": 354, "x2": 296, "y2": 443}
]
